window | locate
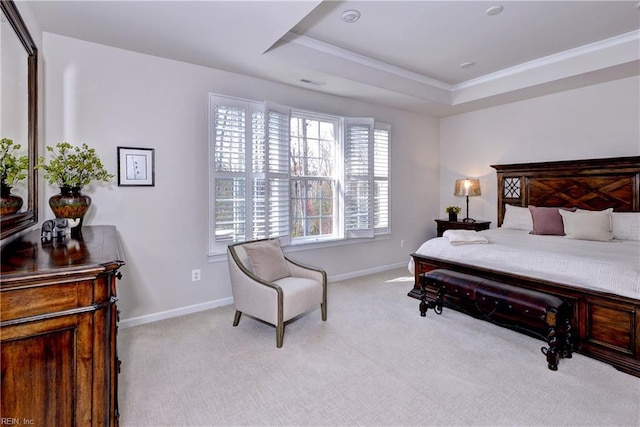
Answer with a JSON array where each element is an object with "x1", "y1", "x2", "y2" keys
[
  {"x1": 209, "y1": 94, "x2": 390, "y2": 256},
  {"x1": 290, "y1": 113, "x2": 339, "y2": 241}
]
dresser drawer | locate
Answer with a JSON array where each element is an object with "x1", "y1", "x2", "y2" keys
[{"x1": 0, "y1": 280, "x2": 94, "y2": 322}]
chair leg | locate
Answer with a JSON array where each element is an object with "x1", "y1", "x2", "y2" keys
[
  {"x1": 276, "y1": 322, "x2": 284, "y2": 348},
  {"x1": 233, "y1": 310, "x2": 242, "y2": 326},
  {"x1": 321, "y1": 302, "x2": 327, "y2": 321}
]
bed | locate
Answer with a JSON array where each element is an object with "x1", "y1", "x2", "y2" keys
[{"x1": 409, "y1": 156, "x2": 640, "y2": 377}]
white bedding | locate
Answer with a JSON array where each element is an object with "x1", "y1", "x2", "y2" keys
[{"x1": 409, "y1": 228, "x2": 640, "y2": 300}]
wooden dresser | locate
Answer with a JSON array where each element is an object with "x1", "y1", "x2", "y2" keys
[{"x1": 1, "y1": 226, "x2": 125, "y2": 426}]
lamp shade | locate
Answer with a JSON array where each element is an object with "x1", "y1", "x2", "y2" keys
[{"x1": 454, "y1": 178, "x2": 481, "y2": 197}]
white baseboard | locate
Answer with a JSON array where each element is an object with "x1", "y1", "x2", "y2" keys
[
  {"x1": 119, "y1": 297, "x2": 234, "y2": 329},
  {"x1": 119, "y1": 261, "x2": 408, "y2": 329},
  {"x1": 327, "y1": 262, "x2": 408, "y2": 282}
]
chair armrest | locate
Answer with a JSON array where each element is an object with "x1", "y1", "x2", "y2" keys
[
  {"x1": 285, "y1": 256, "x2": 327, "y2": 286},
  {"x1": 285, "y1": 257, "x2": 327, "y2": 321},
  {"x1": 228, "y1": 246, "x2": 283, "y2": 324}
]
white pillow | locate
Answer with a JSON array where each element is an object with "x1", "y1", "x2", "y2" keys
[
  {"x1": 501, "y1": 204, "x2": 532, "y2": 231},
  {"x1": 577, "y1": 207, "x2": 613, "y2": 230},
  {"x1": 559, "y1": 209, "x2": 613, "y2": 242},
  {"x1": 612, "y1": 212, "x2": 640, "y2": 241}
]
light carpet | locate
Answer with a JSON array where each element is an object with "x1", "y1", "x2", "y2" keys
[{"x1": 118, "y1": 268, "x2": 639, "y2": 426}]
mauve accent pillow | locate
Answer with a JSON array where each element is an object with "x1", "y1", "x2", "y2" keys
[
  {"x1": 528, "y1": 205, "x2": 575, "y2": 236},
  {"x1": 243, "y1": 238, "x2": 291, "y2": 282}
]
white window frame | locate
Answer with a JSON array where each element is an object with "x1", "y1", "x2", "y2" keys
[
  {"x1": 208, "y1": 93, "x2": 390, "y2": 257},
  {"x1": 290, "y1": 110, "x2": 341, "y2": 244}
]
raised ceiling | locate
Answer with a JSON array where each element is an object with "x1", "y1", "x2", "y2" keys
[{"x1": 24, "y1": 0, "x2": 640, "y2": 116}]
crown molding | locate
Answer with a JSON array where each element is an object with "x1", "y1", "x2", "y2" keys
[
  {"x1": 283, "y1": 32, "x2": 452, "y2": 91},
  {"x1": 282, "y1": 30, "x2": 639, "y2": 108},
  {"x1": 454, "y1": 30, "x2": 640, "y2": 92}
]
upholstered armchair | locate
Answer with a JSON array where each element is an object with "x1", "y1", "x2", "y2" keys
[{"x1": 227, "y1": 238, "x2": 327, "y2": 347}]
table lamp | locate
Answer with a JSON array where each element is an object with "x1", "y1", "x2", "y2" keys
[{"x1": 454, "y1": 178, "x2": 481, "y2": 223}]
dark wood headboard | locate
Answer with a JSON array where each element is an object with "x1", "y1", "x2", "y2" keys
[{"x1": 491, "y1": 156, "x2": 640, "y2": 226}]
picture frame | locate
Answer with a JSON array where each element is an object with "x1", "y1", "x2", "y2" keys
[{"x1": 117, "y1": 147, "x2": 155, "y2": 186}]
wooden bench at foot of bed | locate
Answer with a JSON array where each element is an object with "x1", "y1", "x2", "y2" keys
[
  {"x1": 410, "y1": 255, "x2": 640, "y2": 377},
  {"x1": 419, "y1": 269, "x2": 573, "y2": 371}
]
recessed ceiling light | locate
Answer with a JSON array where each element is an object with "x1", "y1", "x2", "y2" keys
[
  {"x1": 341, "y1": 9, "x2": 361, "y2": 23},
  {"x1": 460, "y1": 61, "x2": 476, "y2": 69},
  {"x1": 486, "y1": 5, "x2": 504, "y2": 16}
]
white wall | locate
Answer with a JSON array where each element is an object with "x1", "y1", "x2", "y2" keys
[
  {"x1": 439, "y1": 76, "x2": 640, "y2": 225},
  {"x1": 42, "y1": 33, "x2": 439, "y2": 324},
  {"x1": 37, "y1": 28, "x2": 638, "y2": 326}
]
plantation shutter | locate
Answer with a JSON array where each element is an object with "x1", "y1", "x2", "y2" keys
[
  {"x1": 252, "y1": 103, "x2": 291, "y2": 245},
  {"x1": 374, "y1": 124, "x2": 390, "y2": 234},
  {"x1": 261, "y1": 102, "x2": 291, "y2": 245},
  {"x1": 344, "y1": 117, "x2": 374, "y2": 238},
  {"x1": 250, "y1": 105, "x2": 266, "y2": 240},
  {"x1": 209, "y1": 96, "x2": 266, "y2": 255},
  {"x1": 209, "y1": 96, "x2": 247, "y2": 255}
]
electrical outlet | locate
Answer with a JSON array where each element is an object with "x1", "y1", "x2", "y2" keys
[
  {"x1": 191, "y1": 269, "x2": 201, "y2": 282},
  {"x1": 400, "y1": 240, "x2": 405, "y2": 248}
]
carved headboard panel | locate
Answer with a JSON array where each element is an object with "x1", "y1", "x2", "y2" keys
[{"x1": 491, "y1": 156, "x2": 640, "y2": 226}]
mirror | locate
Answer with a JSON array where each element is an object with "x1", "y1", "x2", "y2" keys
[{"x1": 1, "y1": 0, "x2": 38, "y2": 239}]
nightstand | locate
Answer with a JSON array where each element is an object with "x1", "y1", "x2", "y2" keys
[{"x1": 435, "y1": 219, "x2": 491, "y2": 237}]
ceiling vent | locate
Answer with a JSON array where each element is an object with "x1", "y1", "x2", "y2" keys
[{"x1": 300, "y1": 79, "x2": 326, "y2": 87}]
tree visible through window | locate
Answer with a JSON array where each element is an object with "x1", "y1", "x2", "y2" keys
[{"x1": 290, "y1": 114, "x2": 338, "y2": 240}]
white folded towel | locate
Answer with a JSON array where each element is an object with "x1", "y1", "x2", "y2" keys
[{"x1": 443, "y1": 229, "x2": 489, "y2": 245}]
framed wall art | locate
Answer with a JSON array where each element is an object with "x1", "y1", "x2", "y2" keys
[{"x1": 117, "y1": 147, "x2": 155, "y2": 186}]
